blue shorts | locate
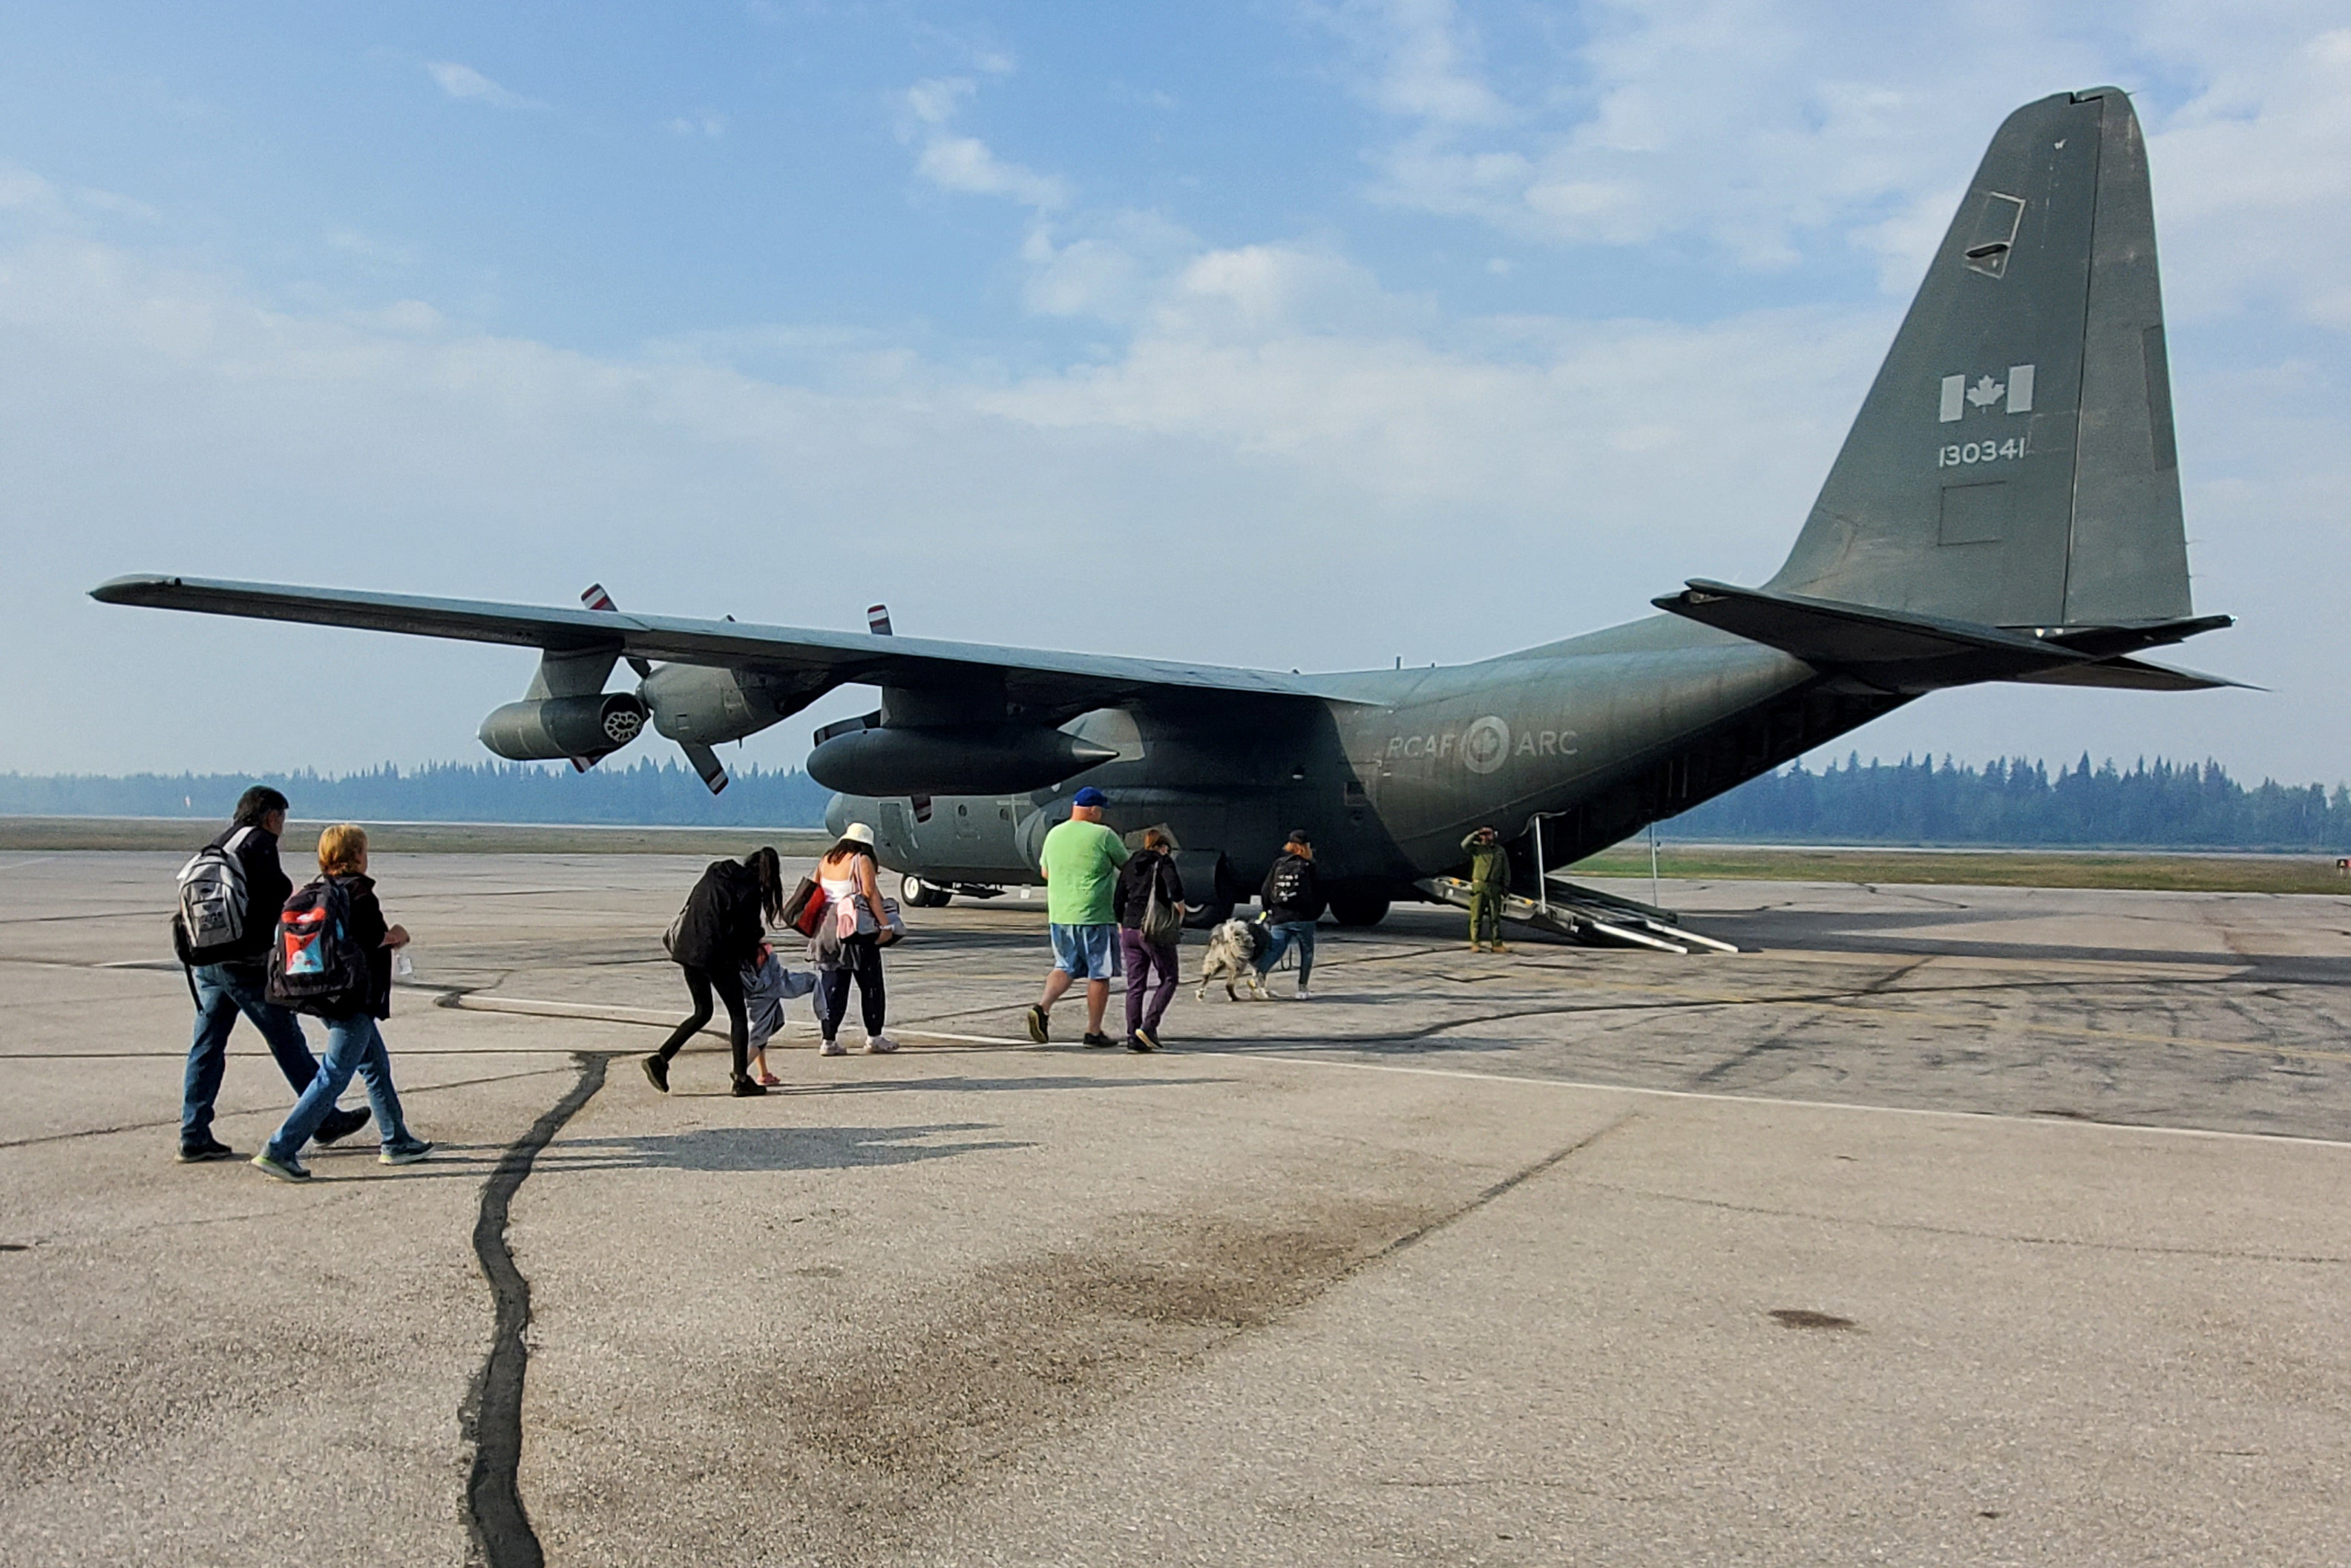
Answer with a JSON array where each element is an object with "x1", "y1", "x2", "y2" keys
[{"x1": 1049, "y1": 922, "x2": 1122, "y2": 980}]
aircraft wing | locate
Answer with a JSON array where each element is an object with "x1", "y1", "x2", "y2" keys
[{"x1": 90, "y1": 574, "x2": 1361, "y2": 713}]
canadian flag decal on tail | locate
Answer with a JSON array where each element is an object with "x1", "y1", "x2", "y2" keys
[{"x1": 1939, "y1": 364, "x2": 2034, "y2": 421}]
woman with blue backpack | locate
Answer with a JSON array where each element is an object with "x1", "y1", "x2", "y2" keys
[{"x1": 252, "y1": 824, "x2": 432, "y2": 1181}]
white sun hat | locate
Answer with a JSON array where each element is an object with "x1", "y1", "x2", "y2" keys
[{"x1": 841, "y1": 822, "x2": 876, "y2": 846}]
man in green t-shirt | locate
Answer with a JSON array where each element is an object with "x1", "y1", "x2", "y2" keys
[{"x1": 1026, "y1": 787, "x2": 1131, "y2": 1046}]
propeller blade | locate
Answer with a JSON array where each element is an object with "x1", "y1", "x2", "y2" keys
[
  {"x1": 580, "y1": 583, "x2": 655, "y2": 678},
  {"x1": 681, "y1": 741, "x2": 729, "y2": 795},
  {"x1": 911, "y1": 793, "x2": 932, "y2": 823}
]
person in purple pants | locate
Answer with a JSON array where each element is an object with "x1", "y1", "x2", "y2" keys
[{"x1": 1112, "y1": 828, "x2": 1186, "y2": 1052}]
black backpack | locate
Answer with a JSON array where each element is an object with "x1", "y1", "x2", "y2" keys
[
  {"x1": 1268, "y1": 855, "x2": 1315, "y2": 914},
  {"x1": 266, "y1": 877, "x2": 370, "y2": 1015}
]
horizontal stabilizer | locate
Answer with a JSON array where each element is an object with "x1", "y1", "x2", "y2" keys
[
  {"x1": 2013, "y1": 657, "x2": 2253, "y2": 692},
  {"x1": 1655, "y1": 579, "x2": 2239, "y2": 692},
  {"x1": 2039, "y1": 615, "x2": 2234, "y2": 659}
]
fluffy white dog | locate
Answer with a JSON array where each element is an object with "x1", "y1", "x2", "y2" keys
[{"x1": 1196, "y1": 918, "x2": 1271, "y2": 1001}]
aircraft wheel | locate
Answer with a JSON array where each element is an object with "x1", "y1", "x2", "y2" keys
[
  {"x1": 900, "y1": 874, "x2": 953, "y2": 909},
  {"x1": 1183, "y1": 899, "x2": 1233, "y2": 931},
  {"x1": 1327, "y1": 890, "x2": 1391, "y2": 928}
]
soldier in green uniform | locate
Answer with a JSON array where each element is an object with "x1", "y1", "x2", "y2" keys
[{"x1": 1462, "y1": 825, "x2": 1509, "y2": 953}]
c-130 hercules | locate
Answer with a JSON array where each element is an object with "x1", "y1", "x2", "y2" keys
[{"x1": 96, "y1": 89, "x2": 2234, "y2": 931}]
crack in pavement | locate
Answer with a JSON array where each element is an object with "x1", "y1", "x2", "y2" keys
[
  {"x1": 463, "y1": 1050, "x2": 612, "y2": 1568},
  {"x1": 1572, "y1": 1180, "x2": 2351, "y2": 1264},
  {"x1": 1369, "y1": 1112, "x2": 1639, "y2": 1264}
]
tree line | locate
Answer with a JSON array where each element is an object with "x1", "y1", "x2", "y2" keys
[
  {"x1": 1669, "y1": 754, "x2": 2350, "y2": 850},
  {"x1": 3, "y1": 752, "x2": 2346, "y2": 850},
  {"x1": 0, "y1": 759, "x2": 836, "y2": 827}
]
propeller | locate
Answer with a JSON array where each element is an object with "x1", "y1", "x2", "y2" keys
[
  {"x1": 581, "y1": 584, "x2": 654, "y2": 678},
  {"x1": 868, "y1": 603, "x2": 930, "y2": 821},
  {"x1": 581, "y1": 583, "x2": 727, "y2": 795}
]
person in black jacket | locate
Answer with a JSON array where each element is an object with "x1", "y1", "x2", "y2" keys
[
  {"x1": 1253, "y1": 830, "x2": 1325, "y2": 1000},
  {"x1": 644, "y1": 847, "x2": 784, "y2": 1098},
  {"x1": 252, "y1": 824, "x2": 431, "y2": 1181},
  {"x1": 1113, "y1": 828, "x2": 1185, "y2": 1052},
  {"x1": 176, "y1": 787, "x2": 367, "y2": 1163}
]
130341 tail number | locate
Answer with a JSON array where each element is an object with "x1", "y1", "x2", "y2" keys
[{"x1": 1938, "y1": 437, "x2": 2027, "y2": 468}]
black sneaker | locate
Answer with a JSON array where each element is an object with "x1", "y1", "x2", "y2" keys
[
  {"x1": 312, "y1": 1107, "x2": 372, "y2": 1147},
  {"x1": 1127, "y1": 1028, "x2": 1158, "y2": 1054},
  {"x1": 1082, "y1": 1032, "x2": 1114, "y2": 1048},
  {"x1": 642, "y1": 1054, "x2": 670, "y2": 1095},
  {"x1": 730, "y1": 1077, "x2": 767, "y2": 1098},
  {"x1": 1024, "y1": 1005, "x2": 1050, "y2": 1044},
  {"x1": 177, "y1": 1137, "x2": 236, "y2": 1164}
]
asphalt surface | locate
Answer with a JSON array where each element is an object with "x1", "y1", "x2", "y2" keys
[{"x1": 4, "y1": 851, "x2": 2348, "y2": 1565}]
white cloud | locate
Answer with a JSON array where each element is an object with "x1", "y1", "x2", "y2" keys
[
  {"x1": 424, "y1": 61, "x2": 545, "y2": 111},
  {"x1": 904, "y1": 76, "x2": 973, "y2": 127},
  {"x1": 1319, "y1": 0, "x2": 1512, "y2": 127},
  {"x1": 2148, "y1": 27, "x2": 2351, "y2": 328},
  {"x1": 913, "y1": 136, "x2": 1066, "y2": 209},
  {"x1": 1019, "y1": 210, "x2": 1199, "y2": 322},
  {"x1": 1325, "y1": 0, "x2": 2351, "y2": 335},
  {"x1": 899, "y1": 76, "x2": 1066, "y2": 210},
  {"x1": 668, "y1": 110, "x2": 727, "y2": 139}
]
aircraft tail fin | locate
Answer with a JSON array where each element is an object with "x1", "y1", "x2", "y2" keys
[{"x1": 1768, "y1": 88, "x2": 2194, "y2": 632}]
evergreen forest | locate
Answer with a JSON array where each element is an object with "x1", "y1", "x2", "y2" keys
[{"x1": 1, "y1": 753, "x2": 2346, "y2": 850}]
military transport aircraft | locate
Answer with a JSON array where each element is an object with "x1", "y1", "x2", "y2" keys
[{"x1": 95, "y1": 88, "x2": 2234, "y2": 928}]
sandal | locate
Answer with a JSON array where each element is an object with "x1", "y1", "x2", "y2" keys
[{"x1": 757, "y1": 1072, "x2": 783, "y2": 1088}]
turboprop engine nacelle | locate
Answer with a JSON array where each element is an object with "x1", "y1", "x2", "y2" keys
[
  {"x1": 806, "y1": 724, "x2": 1118, "y2": 797},
  {"x1": 479, "y1": 692, "x2": 649, "y2": 763}
]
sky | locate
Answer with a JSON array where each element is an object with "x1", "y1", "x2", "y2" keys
[{"x1": 4, "y1": 1, "x2": 2346, "y2": 786}]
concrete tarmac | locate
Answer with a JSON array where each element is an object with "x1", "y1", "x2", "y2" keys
[{"x1": 3, "y1": 850, "x2": 2348, "y2": 1565}]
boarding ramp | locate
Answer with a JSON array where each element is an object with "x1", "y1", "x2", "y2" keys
[{"x1": 1415, "y1": 876, "x2": 1740, "y2": 955}]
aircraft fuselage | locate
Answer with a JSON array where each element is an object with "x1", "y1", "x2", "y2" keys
[{"x1": 827, "y1": 613, "x2": 1908, "y2": 914}]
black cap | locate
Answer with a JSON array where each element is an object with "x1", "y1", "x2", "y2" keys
[{"x1": 1286, "y1": 828, "x2": 1313, "y2": 845}]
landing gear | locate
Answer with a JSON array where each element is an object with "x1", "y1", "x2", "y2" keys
[
  {"x1": 1326, "y1": 888, "x2": 1391, "y2": 928},
  {"x1": 900, "y1": 873, "x2": 954, "y2": 908}
]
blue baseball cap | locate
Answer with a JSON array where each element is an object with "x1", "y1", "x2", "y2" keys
[{"x1": 1071, "y1": 786, "x2": 1109, "y2": 807}]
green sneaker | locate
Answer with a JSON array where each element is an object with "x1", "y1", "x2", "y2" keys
[
  {"x1": 251, "y1": 1151, "x2": 311, "y2": 1183},
  {"x1": 379, "y1": 1138, "x2": 433, "y2": 1167}
]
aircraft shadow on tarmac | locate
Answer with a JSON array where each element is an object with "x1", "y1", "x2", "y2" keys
[
  {"x1": 544, "y1": 1122, "x2": 1036, "y2": 1174},
  {"x1": 785, "y1": 1073, "x2": 1233, "y2": 1098}
]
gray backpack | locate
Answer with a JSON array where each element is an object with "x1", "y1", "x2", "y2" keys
[{"x1": 174, "y1": 827, "x2": 255, "y2": 962}]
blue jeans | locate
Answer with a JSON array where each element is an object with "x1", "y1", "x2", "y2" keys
[
  {"x1": 1255, "y1": 920, "x2": 1317, "y2": 988},
  {"x1": 183, "y1": 962, "x2": 325, "y2": 1148},
  {"x1": 266, "y1": 1014, "x2": 412, "y2": 1161}
]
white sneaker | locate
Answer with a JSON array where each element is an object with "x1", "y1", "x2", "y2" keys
[
  {"x1": 818, "y1": 1037, "x2": 846, "y2": 1057},
  {"x1": 863, "y1": 1034, "x2": 898, "y2": 1054},
  {"x1": 1294, "y1": 985, "x2": 1311, "y2": 1001}
]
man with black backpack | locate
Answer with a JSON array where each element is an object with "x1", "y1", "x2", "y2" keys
[
  {"x1": 174, "y1": 787, "x2": 367, "y2": 1163},
  {"x1": 1253, "y1": 830, "x2": 1325, "y2": 1000}
]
